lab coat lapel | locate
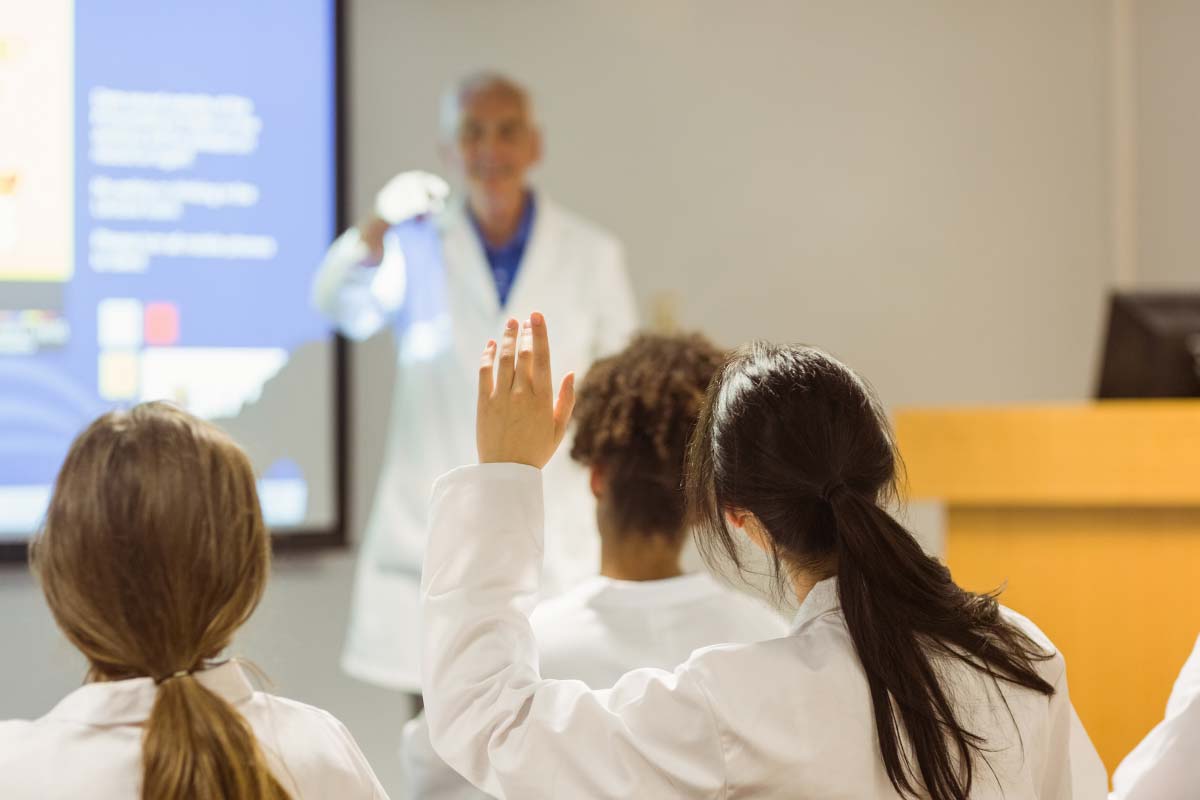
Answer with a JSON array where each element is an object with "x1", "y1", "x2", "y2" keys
[
  {"x1": 439, "y1": 200, "x2": 500, "y2": 319},
  {"x1": 503, "y1": 195, "x2": 561, "y2": 317}
]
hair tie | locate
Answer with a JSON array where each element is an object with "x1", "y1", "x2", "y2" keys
[
  {"x1": 155, "y1": 669, "x2": 192, "y2": 685},
  {"x1": 822, "y1": 482, "x2": 850, "y2": 504}
]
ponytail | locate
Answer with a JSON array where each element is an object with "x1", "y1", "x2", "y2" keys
[
  {"x1": 32, "y1": 403, "x2": 292, "y2": 800},
  {"x1": 143, "y1": 672, "x2": 291, "y2": 800},
  {"x1": 830, "y1": 491, "x2": 1054, "y2": 800},
  {"x1": 688, "y1": 342, "x2": 1058, "y2": 800}
]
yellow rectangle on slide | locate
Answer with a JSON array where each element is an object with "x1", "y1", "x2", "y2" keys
[{"x1": 0, "y1": 1, "x2": 74, "y2": 283}]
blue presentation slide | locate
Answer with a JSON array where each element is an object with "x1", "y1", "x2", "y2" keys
[{"x1": 0, "y1": 0, "x2": 339, "y2": 540}]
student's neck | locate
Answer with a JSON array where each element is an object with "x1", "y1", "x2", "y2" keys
[
  {"x1": 789, "y1": 563, "x2": 835, "y2": 607},
  {"x1": 470, "y1": 190, "x2": 527, "y2": 248},
  {"x1": 599, "y1": 530, "x2": 685, "y2": 582}
]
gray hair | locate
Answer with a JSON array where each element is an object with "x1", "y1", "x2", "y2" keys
[{"x1": 438, "y1": 71, "x2": 537, "y2": 141}]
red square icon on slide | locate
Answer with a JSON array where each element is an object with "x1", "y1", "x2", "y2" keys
[{"x1": 144, "y1": 302, "x2": 180, "y2": 346}]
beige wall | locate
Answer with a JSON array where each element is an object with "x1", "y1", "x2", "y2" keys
[
  {"x1": 351, "y1": 0, "x2": 1114, "y2": 407},
  {"x1": 1136, "y1": 0, "x2": 1200, "y2": 287}
]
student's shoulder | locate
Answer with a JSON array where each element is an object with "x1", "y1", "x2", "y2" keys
[
  {"x1": 0, "y1": 719, "x2": 34, "y2": 758},
  {"x1": 0, "y1": 718, "x2": 33, "y2": 737},
  {"x1": 679, "y1": 623, "x2": 863, "y2": 712},
  {"x1": 701, "y1": 578, "x2": 791, "y2": 639},
  {"x1": 0, "y1": 719, "x2": 116, "y2": 799},
  {"x1": 0, "y1": 717, "x2": 65, "y2": 759},
  {"x1": 248, "y1": 692, "x2": 388, "y2": 795},
  {"x1": 252, "y1": 691, "x2": 355, "y2": 739},
  {"x1": 248, "y1": 692, "x2": 378, "y2": 779},
  {"x1": 688, "y1": 605, "x2": 857, "y2": 671},
  {"x1": 997, "y1": 605, "x2": 1067, "y2": 689},
  {"x1": 530, "y1": 579, "x2": 606, "y2": 626}
]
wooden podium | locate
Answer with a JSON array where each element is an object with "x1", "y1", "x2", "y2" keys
[{"x1": 894, "y1": 401, "x2": 1200, "y2": 773}]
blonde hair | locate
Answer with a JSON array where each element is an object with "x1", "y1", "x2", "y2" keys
[{"x1": 30, "y1": 401, "x2": 290, "y2": 800}]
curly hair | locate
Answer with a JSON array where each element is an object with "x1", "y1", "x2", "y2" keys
[{"x1": 570, "y1": 332, "x2": 725, "y2": 538}]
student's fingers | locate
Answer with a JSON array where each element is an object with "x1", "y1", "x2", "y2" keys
[
  {"x1": 529, "y1": 311, "x2": 552, "y2": 392},
  {"x1": 552, "y1": 372, "x2": 576, "y2": 446},
  {"x1": 477, "y1": 339, "x2": 496, "y2": 404},
  {"x1": 495, "y1": 318, "x2": 519, "y2": 392},
  {"x1": 515, "y1": 318, "x2": 535, "y2": 391}
]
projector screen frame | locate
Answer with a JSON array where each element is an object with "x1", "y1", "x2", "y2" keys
[
  {"x1": 273, "y1": 0, "x2": 351, "y2": 556},
  {"x1": 0, "y1": 0, "x2": 350, "y2": 562}
]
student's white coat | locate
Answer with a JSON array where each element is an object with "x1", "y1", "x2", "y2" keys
[
  {"x1": 404, "y1": 572, "x2": 789, "y2": 799},
  {"x1": 421, "y1": 463, "x2": 1108, "y2": 799},
  {"x1": 0, "y1": 661, "x2": 388, "y2": 799}
]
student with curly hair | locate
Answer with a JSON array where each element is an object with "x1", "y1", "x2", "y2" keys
[{"x1": 403, "y1": 332, "x2": 785, "y2": 798}]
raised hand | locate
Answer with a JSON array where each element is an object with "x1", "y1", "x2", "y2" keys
[{"x1": 476, "y1": 313, "x2": 575, "y2": 468}]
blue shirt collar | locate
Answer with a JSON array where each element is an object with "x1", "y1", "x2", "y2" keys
[{"x1": 469, "y1": 191, "x2": 536, "y2": 257}]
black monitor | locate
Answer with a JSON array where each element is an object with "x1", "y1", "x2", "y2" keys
[{"x1": 1096, "y1": 292, "x2": 1200, "y2": 399}]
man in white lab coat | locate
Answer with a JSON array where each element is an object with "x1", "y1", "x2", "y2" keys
[{"x1": 312, "y1": 72, "x2": 638, "y2": 692}]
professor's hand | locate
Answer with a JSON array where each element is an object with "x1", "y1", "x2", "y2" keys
[
  {"x1": 355, "y1": 214, "x2": 391, "y2": 265},
  {"x1": 477, "y1": 313, "x2": 575, "y2": 469},
  {"x1": 374, "y1": 170, "x2": 450, "y2": 225}
]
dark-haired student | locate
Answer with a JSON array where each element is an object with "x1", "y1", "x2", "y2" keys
[
  {"x1": 403, "y1": 333, "x2": 785, "y2": 799},
  {"x1": 419, "y1": 314, "x2": 1107, "y2": 799}
]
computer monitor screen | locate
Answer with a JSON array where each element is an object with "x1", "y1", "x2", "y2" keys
[
  {"x1": 1096, "y1": 292, "x2": 1200, "y2": 399},
  {"x1": 0, "y1": 0, "x2": 344, "y2": 557}
]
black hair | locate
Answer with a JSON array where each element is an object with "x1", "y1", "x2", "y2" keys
[{"x1": 686, "y1": 342, "x2": 1055, "y2": 800}]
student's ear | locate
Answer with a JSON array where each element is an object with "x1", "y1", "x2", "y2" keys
[
  {"x1": 589, "y1": 465, "x2": 606, "y2": 499},
  {"x1": 726, "y1": 508, "x2": 770, "y2": 554}
]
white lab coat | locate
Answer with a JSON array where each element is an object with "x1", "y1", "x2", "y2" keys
[
  {"x1": 0, "y1": 661, "x2": 388, "y2": 799},
  {"x1": 421, "y1": 464, "x2": 1109, "y2": 799},
  {"x1": 1111, "y1": 633, "x2": 1200, "y2": 798},
  {"x1": 313, "y1": 194, "x2": 637, "y2": 691},
  {"x1": 403, "y1": 572, "x2": 790, "y2": 799}
]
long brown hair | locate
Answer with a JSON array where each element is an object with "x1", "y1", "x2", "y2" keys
[
  {"x1": 30, "y1": 401, "x2": 290, "y2": 799},
  {"x1": 686, "y1": 343, "x2": 1055, "y2": 800}
]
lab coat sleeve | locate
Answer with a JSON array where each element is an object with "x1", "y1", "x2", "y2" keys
[
  {"x1": 1111, "y1": 635, "x2": 1200, "y2": 799},
  {"x1": 1037, "y1": 655, "x2": 1107, "y2": 799},
  {"x1": 593, "y1": 238, "x2": 638, "y2": 357},
  {"x1": 421, "y1": 464, "x2": 727, "y2": 799},
  {"x1": 318, "y1": 708, "x2": 394, "y2": 799},
  {"x1": 402, "y1": 713, "x2": 494, "y2": 800},
  {"x1": 310, "y1": 226, "x2": 407, "y2": 341}
]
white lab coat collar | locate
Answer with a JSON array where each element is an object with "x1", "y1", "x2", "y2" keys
[
  {"x1": 436, "y1": 190, "x2": 562, "y2": 317},
  {"x1": 437, "y1": 198, "x2": 495, "y2": 318},
  {"x1": 789, "y1": 576, "x2": 841, "y2": 633},
  {"x1": 42, "y1": 661, "x2": 253, "y2": 727},
  {"x1": 581, "y1": 573, "x2": 732, "y2": 608},
  {"x1": 421, "y1": 463, "x2": 1106, "y2": 798}
]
